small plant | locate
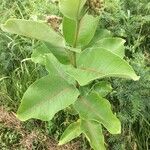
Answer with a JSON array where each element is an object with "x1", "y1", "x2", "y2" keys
[{"x1": 1, "y1": 0, "x2": 139, "y2": 149}]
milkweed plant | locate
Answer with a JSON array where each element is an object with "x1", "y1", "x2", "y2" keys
[{"x1": 1, "y1": 0, "x2": 139, "y2": 149}]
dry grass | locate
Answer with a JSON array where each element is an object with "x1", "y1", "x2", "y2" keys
[{"x1": 0, "y1": 106, "x2": 81, "y2": 150}]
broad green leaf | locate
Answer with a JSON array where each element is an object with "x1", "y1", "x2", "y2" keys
[
  {"x1": 65, "y1": 47, "x2": 140, "y2": 86},
  {"x1": 59, "y1": 120, "x2": 81, "y2": 145},
  {"x1": 1, "y1": 19, "x2": 65, "y2": 47},
  {"x1": 63, "y1": 14, "x2": 99, "y2": 47},
  {"x1": 31, "y1": 43, "x2": 69, "y2": 65},
  {"x1": 59, "y1": 0, "x2": 86, "y2": 20},
  {"x1": 86, "y1": 28, "x2": 112, "y2": 48},
  {"x1": 81, "y1": 120, "x2": 105, "y2": 150},
  {"x1": 17, "y1": 75, "x2": 79, "y2": 121},
  {"x1": 45, "y1": 54, "x2": 75, "y2": 85},
  {"x1": 74, "y1": 93, "x2": 121, "y2": 134},
  {"x1": 63, "y1": 17, "x2": 77, "y2": 46},
  {"x1": 44, "y1": 42, "x2": 70, "y2": 64},
  {"x1": 77, "y1": 14, "x2": 99, "y2": 47},
  {"x1": 95, "y1": 37, "x2": 126, "y2": 58},
  {"x1": 93, "y1": 81, "x2": 112, "y2": 97},
  {"x1": 31, "y1": 43, "x2": 52, "y2": 65}
]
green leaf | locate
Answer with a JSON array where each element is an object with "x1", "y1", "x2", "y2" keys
[
  {"x1": 1, "y1": 19, "x2": 65, "y2": 47},
  {"x1": 63, "y1": 17, "x2": 77, "y2": 46},
  {"x1": 44, "y1": 42, "x2": 70, "y2": 64},
  {"x1": 45, "y1": 54, "x2": 75, "y2": 85},
  {"x1": 59, "y1": 0, "x2": 86, "y2": 20},
  {"x1": 65, "y1": 47, "x2": 140, "y2": 86},
  {"x1": 63, "y1": 14, "x2": 99, "y2": 47},
  {"x1": 74, "y1": 93, "x2": 121, "y2": 134},
  {"x1": 95, "y1": 37, "x2": 126, "y2": 58},
  {"x1": 86, "y1": 29, "x2": 112, "y2": 48},
  {"x1": 93, "y1": 81, "x2": 112, "y2": 97},
  {"x1": 81, "y1": 120, "x2": 105, "y2": 150},
  {"x1": 31, "y1": 43, "x2": 52, "y2": 65},
  {"x1": 17, "y1": 75, "x2": 79, "y2": 121},
  {"x1": 59, "y1": 120, "x2": 81, "y2": 145},
  {"x1": 31, "y1": 43, "x2": 70, "y2": 65},
  {"x1": 77, "y1": 14, "x2": 99, "y2": 47}
]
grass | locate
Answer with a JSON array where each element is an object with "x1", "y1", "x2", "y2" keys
[{"x1": 0, "y1": 0, "x2": 150, "y2": 149}]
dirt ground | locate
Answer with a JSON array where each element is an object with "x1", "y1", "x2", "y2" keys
[{"x1": 0, "y1": 106, "x2": 81, "y2": 150}]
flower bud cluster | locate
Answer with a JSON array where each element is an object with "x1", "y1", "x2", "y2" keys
[
  {"x1": 85, "y1": 0, "x2": 104, "y2": 16},
  {"x1": 46, "y1": 15, "x2": 62, "y2": 31}
]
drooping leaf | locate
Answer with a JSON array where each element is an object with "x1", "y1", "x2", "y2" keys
[
  {"x1": 81, "y1": 119, "x2": 105, "y2": 150},
  {"x1": 95, "y1": 37, "x2": 126, "y2": 58},
  {"x1": 65, "y1": 47, "x2": 140, "y2": 86},
  {"x1": 74, "y1": 93, "x2": 121, "y2": 134},
  {"x1": 93, "y1": 81, "x2": 112, "y2": 97},
  {"x1": 63, "y1": 14, "x2": 99, "y2": 47},
  {"x1": 31, "y1": 43, "x2": 70, "y2": 65},
  {"x1": 17, "y1": 75, "x2": 79, "y2": 121},
  {"x1": 1, "y1": 19, "x2": 65, "y2": 47},
  {"x1": 59, "y1": 120, "x2": 81, "y2": 145},
  {"x1": 59, "y1": 0, "x2": 86, "y2": 20}
]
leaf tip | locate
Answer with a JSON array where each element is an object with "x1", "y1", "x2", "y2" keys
[
  {"x1": 16, "y1": 113, "x2": 26, "y2": 122},
  {"x1": 58, "y1": 141, "x2": 63, "y2": 146},
  {"x1": 133, "y1": 75, "x2": 140, "y2": 81}
]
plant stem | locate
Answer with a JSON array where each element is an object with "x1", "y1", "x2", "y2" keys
[{"x1": 71, "y1": 20, "x2": 81, "y2": 88}]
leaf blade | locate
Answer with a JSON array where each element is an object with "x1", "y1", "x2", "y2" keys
[
  {"x1": 1, "y1": 19, "x2": 65, "y2": 47},
  {"x1": 59, "y1": 120, "x2": 81, "y2": 145},
  {"x1": 81, "y1": 120, "x2": 106, "y2": 150},
  {"x1": 95, "y1": 37, "x2": 126, "y2": 58},
  {"x1": 65, "y1": 47, "x2": 140, "y2": 86},
  {"x1": 74, "y1": 93, "x2": 121, "y2": 134},
  {"x1": 59, "y1": 0, "x2": 86, "y2": 20},
  {"x1": 63, "y1": 14, "x2": 99, "y2": 47},
  {"x1": 17, "y1": 75, "x2": 79, "y2": 121}
]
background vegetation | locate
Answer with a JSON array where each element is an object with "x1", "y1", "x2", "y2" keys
[{"x1": 0, "y1": 0, "x2": 150, "y2": 149}]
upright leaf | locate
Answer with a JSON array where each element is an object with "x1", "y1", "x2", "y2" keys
[
  {"x1": 1, "y1": 19, "x2": 65, "y2": 47},
  {"x1": 59, "y1": 120, "x2": 81, "y2": 145},
  {"x1": 74, "y1": 93, "x2": 121, "y2": 134},
  {"x1": 17, "y1": 75, "x2": 79, "y2": 121},
  {"x1": 65, "y1": 47, "x2": 140, "y2": 86},
  {"x1": 77, "y1": 14, "x2": 99, "y2": 47},
  {"x1": 86, "y1": 28, "x2": 112, "y2": 49},
  {"x1": 95, "y1": 37, "x2": 126, "y2": 58},
  {"x1": 91, "y1": 28, "x2": 112, "y2": 43},
  {"x1": 63, "y1": 14, "x2": 99, "y2": 47},
  {"x1": 59, "y1": 0, "x2": 86, "y2": 20},
  {"x1": 63, "y1": 17, "x2": 77, "y2": 46},
  {"x1": 81, "y1": 120, "x2": 105, "y2": 150}
]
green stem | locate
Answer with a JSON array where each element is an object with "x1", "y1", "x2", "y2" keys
[{"x1": 71, "y1": 19, "x2": 81, "y2": 88}]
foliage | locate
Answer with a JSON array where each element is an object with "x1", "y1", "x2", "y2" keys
[
  {"x1": 0, "y1": 0, "x2": 150, "y2": 150},
  {"x1": 0, "y1": 0, "x2": 139, "y2": 149}
]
